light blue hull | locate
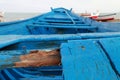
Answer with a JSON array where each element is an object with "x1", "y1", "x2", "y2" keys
[{"x1": 0, "y1": 7, "x2": 120, "y2": 80}]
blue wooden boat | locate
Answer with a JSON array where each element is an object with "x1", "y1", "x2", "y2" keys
[
  {"x1": 1, "y1": 33, "x2": 120, "y2": 80},
  {"x1": 0, "y1": 7, "x2": 120, "y2": 80},
  {"x1": 0, "y1": 7, "x2": 119, "y2": 35},
  {"x1": 0, "y1": 7, "x2": 98, "y2": 35}
]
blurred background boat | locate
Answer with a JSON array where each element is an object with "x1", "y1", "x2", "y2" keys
[
  {"x1": 80, "y1": 11, "x2": 120, "y2": 22},
  {"x1": 93, "y1": 13, "x2": 116, "y2": 22},
  {"x1": 0, "y1": 12, "x2": 4, "y2": 22}
]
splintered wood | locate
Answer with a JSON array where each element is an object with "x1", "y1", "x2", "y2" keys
[{"x1": 15, "y1": 49, "x2": 61, "y2": 67}]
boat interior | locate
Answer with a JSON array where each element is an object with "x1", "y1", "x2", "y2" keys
[{"x1": 0, "y1": 8, "x2": 120, "y2": 80}]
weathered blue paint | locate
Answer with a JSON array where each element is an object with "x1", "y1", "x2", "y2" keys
[
  {"x1": 99, "y1": 38, "x2": 120, "y2": 75},
  {"x1": 0, "y1": 7, "x2": 119, "y2": 35},
  {"x1": 0, "y1": 66, "x2": 63, "y2": 80},
  {"x1": 0, "y1": 7, "x2": 98, "y2": 35},
  {"x1": 61, "y1": 39, "x2": 120, "y2": 80},
  {"x1": 0, "y1": 32, "x2": 120, "y2": 50},
  {"x1": 27, "y1": 24, "x2": 97, "y2": 29},
  {"x1": 0, "y1": 15, "x2": 41, "y2": 35},
  {"x1": 1, "y1": 33, "x2": 120, "y2": 79},
  {"x1": 98, "y1": 22, "x2": 120, "y2": 32},
  {"x1": 1, "y1": 7, "x2": 120, "y2": 80}
]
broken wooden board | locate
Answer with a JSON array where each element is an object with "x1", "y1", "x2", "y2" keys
[
  {"x1": 0, "y1": 49, "x2": 61, "y2": 70},
  {"x1": 61, "y1": 39, "x2": 119, "y2": 80}
]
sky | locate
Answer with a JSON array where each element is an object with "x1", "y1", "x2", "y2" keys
[{"x1": 0, "y1": 0, "x2": 120, "y2": 13}]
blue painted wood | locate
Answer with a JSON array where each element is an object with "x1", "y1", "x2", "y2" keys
[
  {"x1": 0, "y1": 66, "x2": 63, "y2": 80},
  {"x1": 1, "y1": 7, "x2": 120, "y2": 80},
  {"x1": 1, "y1": 35, "x2": 120, "y2": 79},
  {"x1": 0, "y1": 15, "x2": 41, "y2": 35},
  {"x1": 1, "y1": 69, "x2": 16, "y2": 80},
  {"x1": 0, "y1": 55, "x2": 19, "y2": 66},
  {"x1": 98, "y1": 22, "x2": 120, "y2": 32},
  {"x1": 19, "y1": 76, "x2": 63, "y2": 80},
  {"x1": 33, "y1": 22, "x2": 90, "y2": 26},
  {"x1": 27, "y1": 24, "x2": 97, "y2": 29},
  {"x1": 99, "y1": 37, "x2": 120, "y2": 75},
  {"x1": 0, "y1": 7, "x2": 92, "y2": 35},
  {"x1": 27, "y1": 24, "x2": 97, "y2": 34},
  {"x1": 61, "y1": 43, "x2": 76, "y2": 80},
  {"x1": 1, "y1": 32, "x2": 120, "y2": 49},
  {"x1": 0, "y1": 7, "x2": 120, "y2": 35},
  {"x1": 61, "y1": 40, "x2": 119, "y2": 80},
  {"x1": 38, "y1": 19, "x2": 84, "y2": 24}
]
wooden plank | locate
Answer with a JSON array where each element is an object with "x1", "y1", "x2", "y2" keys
[
  {"x1": 33, "y1": 22, "x2": 90, "y2": 26},
  {"x1": 61, "y1": 40, "x2": 118, "y2": 80},
  {"x1": 39, "y1": 20, "x2": 83, "y2": 23},
  {"x1": 27, "y1": 24, "x2": 97, "y2": 29},
  {"x1": 1, "y1": 33, "x2": 120, "y2": 49},
  {"x1": 60, "y1": 43, "x2": 76, "y2": 80},
  {"x1": 0, "y1": 49, "x2": 60, "y2": 69},
  {"x1": 100, "y1": 37, "x2": 120, "y2": 75}
]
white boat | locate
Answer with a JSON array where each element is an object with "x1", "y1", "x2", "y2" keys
[{"x1": 81, "y1": 12, "x2": 116, "y2": 22}]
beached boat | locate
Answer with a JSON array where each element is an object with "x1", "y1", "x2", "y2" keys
[
  {"x1": 81, "y1": 12, "x2": 116, "y2": 22},
  {"x1": 0, "y1": 12, "x2": 4, "y2": 22},
  {"x1": 0, "y1": 8, "x2": 120, "y2": 80},
  {"x1": 93, "y1": 13, "x2": 116, "y2": 22},
  {"x1": 0, "y1": 8, "x2": 98, "y2": 35}
]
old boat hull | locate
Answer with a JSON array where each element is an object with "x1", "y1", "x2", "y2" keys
[
  {"x1": 0, "y1": 8, "x2": 120, "y2": 80},
  {"x1": 0, "y1": 8, "x2": 98, "y2": 35},
  {"x1": 0, "y1": 32, "x2": 120, "y2": 79}
]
